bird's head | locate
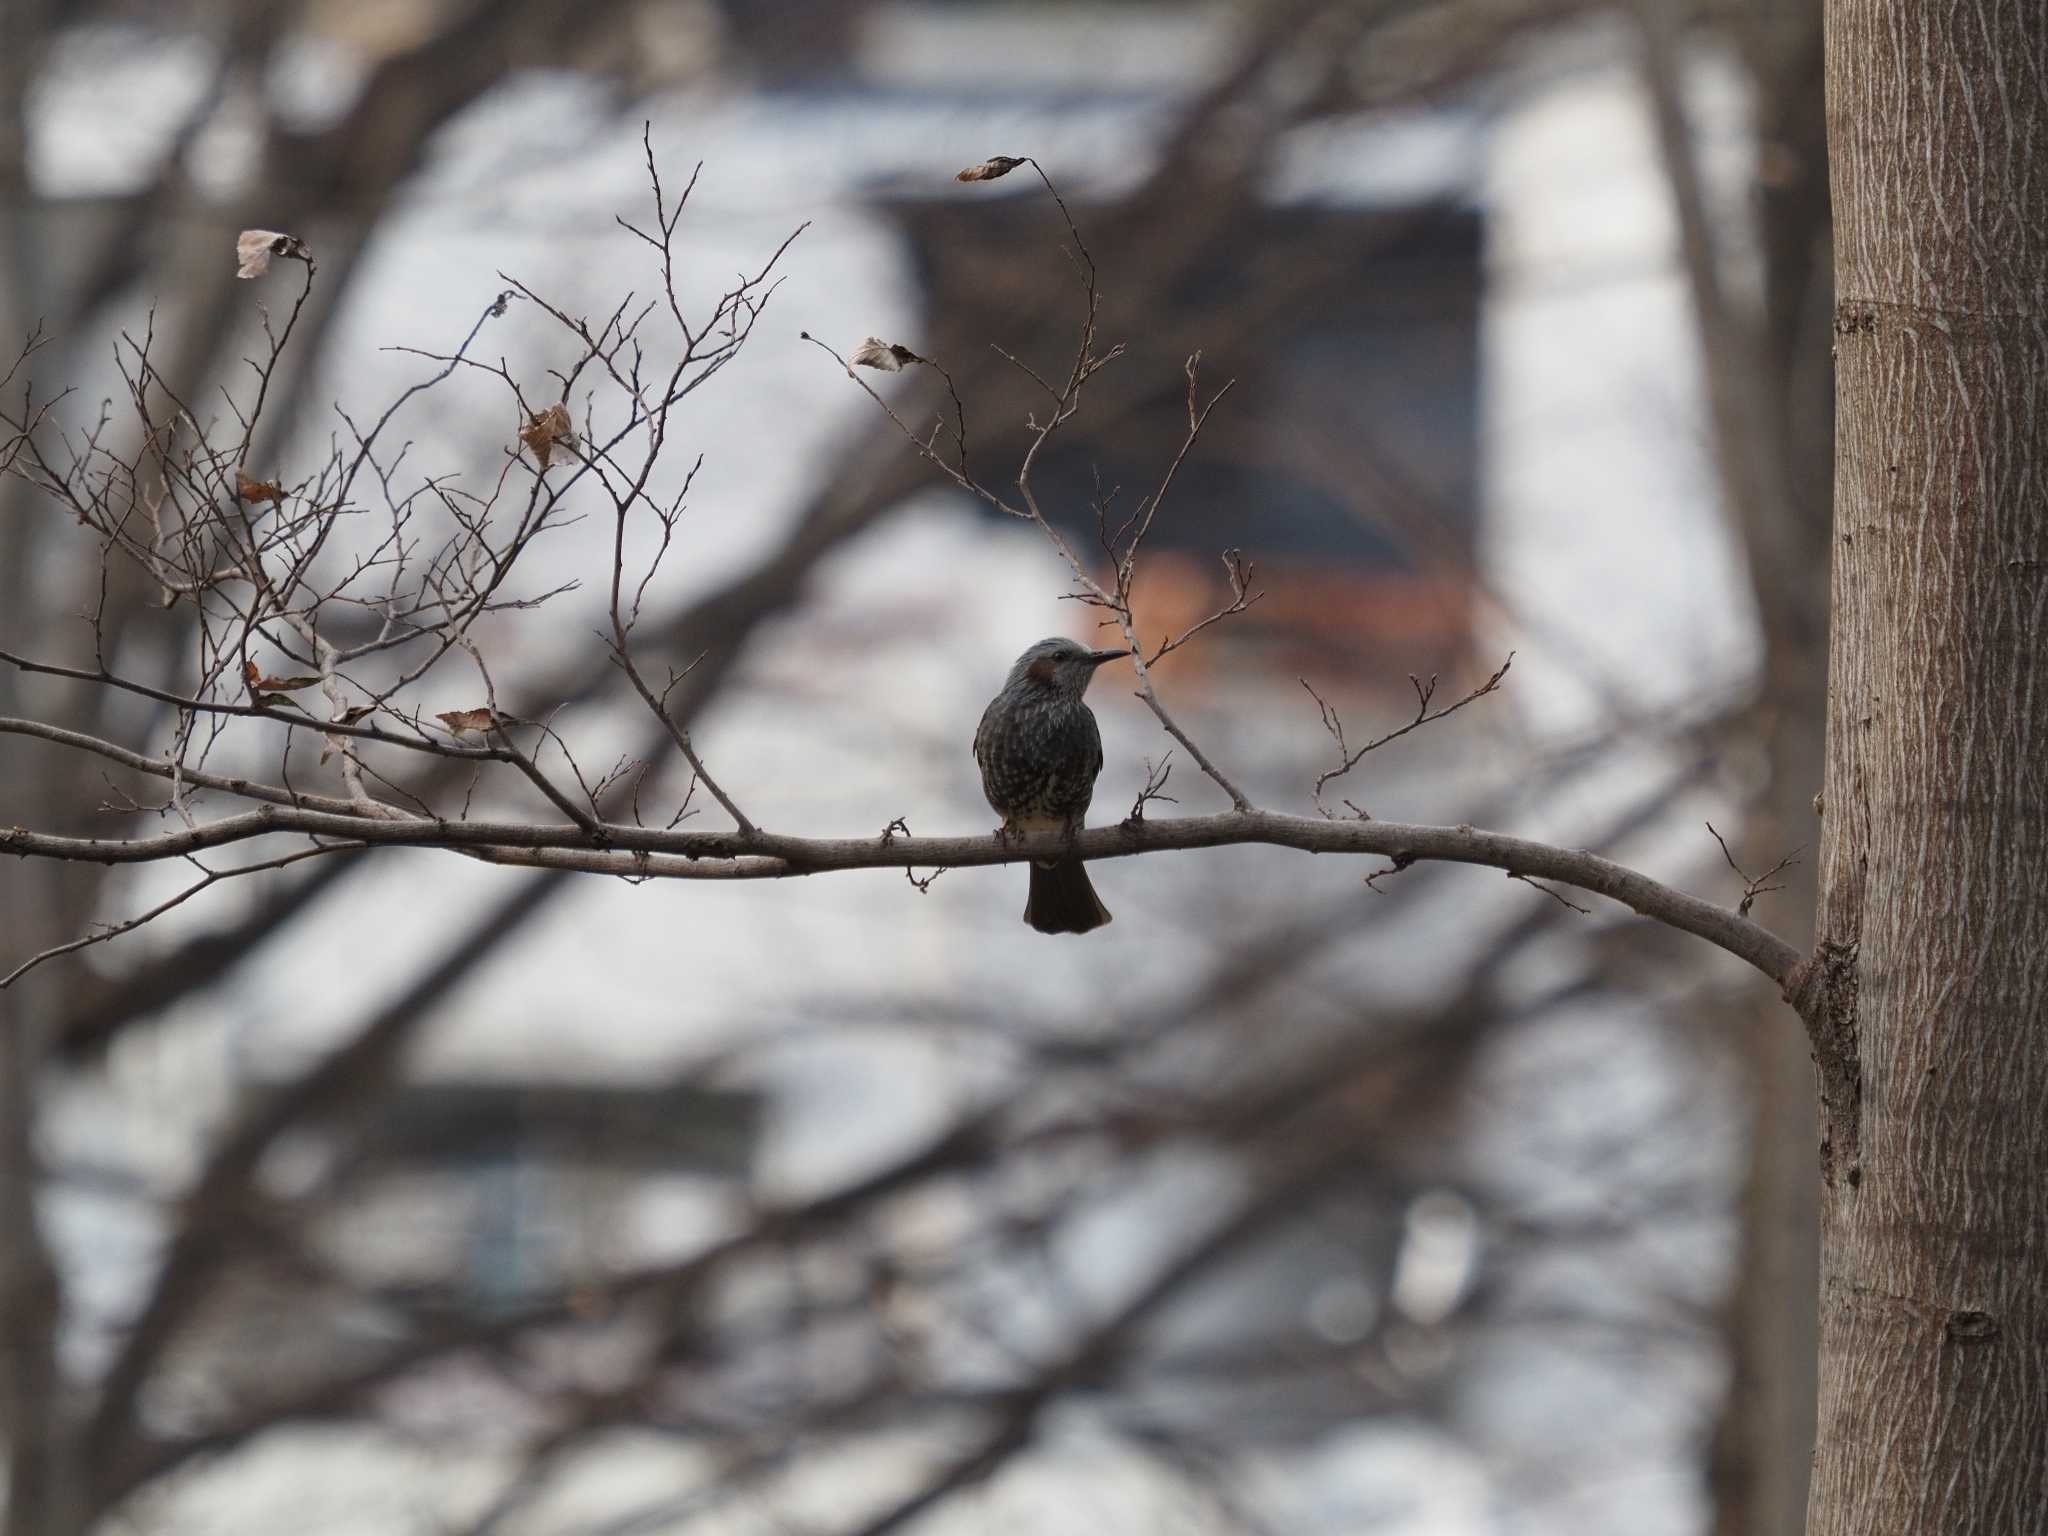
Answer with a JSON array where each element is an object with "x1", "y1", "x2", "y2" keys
[{"x1": 1006, "y1": 636, "x2": 1129, "y2": 699}]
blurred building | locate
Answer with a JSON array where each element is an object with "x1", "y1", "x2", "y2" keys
[
  {"x1": 893, "y1": 193, "x2": 1484, "y2": 681},
  {"x1": 849, "y1": 2, "x2": 1488, "y2": 684},
  {"x1": 152, "y1": 1077, "x2": 761, "y2": 1415}
]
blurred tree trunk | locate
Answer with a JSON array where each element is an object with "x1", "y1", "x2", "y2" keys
[
  {"x1": 1707, "y1": 12, "x2": 1831, "y2": 1533},
  {"x1": 1, "y1": 4, "x2": 78, "y2": 1529},
  {"x1": 1636, "y1": 5, "x2": 1828, "y2": 1525},
  {"x1": 1808, "y1": 2, "x2": 2047, "y2": 1531}
]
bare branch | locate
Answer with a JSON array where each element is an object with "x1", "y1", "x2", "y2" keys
[
  {"x1": 1507, "y1": 870, "x2": 1593, "y2": 916},
  {"x1": 0, "y1": 802, "x2": 1804, "y2": 991},
  {"x1": 0, "y1": 844, "x2": 354, "y2": 989},
  {"x1": 903, "y1": 864, "x2": 948, "y2": 894},
  {"x1": 1146, "y1": 548, "x2": 1262, "y2": 667},
  {"x1": 1303, "y1": 653, "x2": 1516, "y2": 814},
  {"x1": 1706, "y1": 820, "x2": 1804, "y2": 918},
  {"x1": 1124, "y1": 754, "x2": 1179, "y2": 824}
]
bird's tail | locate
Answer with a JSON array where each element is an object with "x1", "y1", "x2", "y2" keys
[{"x1": 1025, "y1": 858, "x2": 1112, "y2": 934}]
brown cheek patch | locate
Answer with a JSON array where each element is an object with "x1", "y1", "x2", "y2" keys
[{"x1": 1028, "y1": 657, "x2": 1058, "y2": 684}]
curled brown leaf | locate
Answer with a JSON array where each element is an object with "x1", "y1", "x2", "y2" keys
[
  {"x1": 519, "y1": 403, "x2": 578, "y2": 470},
  {"x1": 235, "y1": 470, "x2": 285, "y2": 505},
  {"x1": 436, "y1": 707, "x2": 503, "y2": 739},
  {"x1": 955, "y1": 156, "x2": 1026, "y2": 183},
  {"x1": 243, "y1": 659, "x2": 322, "y2": 695}
]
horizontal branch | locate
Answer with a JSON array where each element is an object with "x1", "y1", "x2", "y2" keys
[
  {"x1": 0, "y1": 715, "x2": 365, "y2": 815},
  {"x1": 0, "y1": 805, "x2": 1803, "y2": 989}
]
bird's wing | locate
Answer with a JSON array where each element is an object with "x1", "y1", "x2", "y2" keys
[
  {"x1": 1077, "y1": 705, "x2": 1105, "y2": 815},
  {"x1": 972, "y1": 696, "x2": 993, "y2": 762}
]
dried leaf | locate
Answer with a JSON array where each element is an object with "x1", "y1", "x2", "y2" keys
[
  {"x1": 235, "y1": 470, "x2": 285, "y2": 505},
  {"x1": 437, "y1": 707, "x2": 502, "y2": 739},
  {"x1": 243, "y1": 658, "x2": 322, "y2": 696},
  {"x1": 236, "y1": 229, "x2": 310, "y2": 280},
  {"x1": 519, "y1": 403, "x2": 577, "y2": 471},
  {"x1": 338, "y1": 705, "x2": 377, "y2": 724},
  {"x1": 955, "y1": 156, "x2": 1026, "y2": 183},
  {"x1": 849, "y1": 337, "x2": 926, "y2": 372}
]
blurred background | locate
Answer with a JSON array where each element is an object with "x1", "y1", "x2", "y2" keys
[{"x1": 0, "y1": 2, "x2": 1834, "y2": 1533}]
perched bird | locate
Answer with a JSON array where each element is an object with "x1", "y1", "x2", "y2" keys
[{"x1": 973, "y1": 636, "x2": 1129, "y2": 934}]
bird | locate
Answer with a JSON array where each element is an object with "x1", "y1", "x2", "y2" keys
[{"x1": 973, "y1": 636, "x2": 1129, "y2": 934}]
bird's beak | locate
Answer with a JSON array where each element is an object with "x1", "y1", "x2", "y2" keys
[{"x1": 1087, "y1": 647, "x2": 1132, "y2": 666}]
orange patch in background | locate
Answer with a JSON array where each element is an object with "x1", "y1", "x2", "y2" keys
[{"x1": 1126, "y1": 553, "x2": 1476, "y2": 689}]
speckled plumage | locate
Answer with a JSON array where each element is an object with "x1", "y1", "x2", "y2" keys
[{"x1": 974, "y1": 636, "x2": 1127, "y2": 933}]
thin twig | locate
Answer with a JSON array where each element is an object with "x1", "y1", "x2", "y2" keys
[
  {"x1": 0, "y1": 843, "x2": 355, "y2": 989},
  {"x1": 1303, "y1": 653, "x2": 1516, "y2": 815},
  {"x1": 1705, "y1": 820, "x2": 1803, "y2": 918}
]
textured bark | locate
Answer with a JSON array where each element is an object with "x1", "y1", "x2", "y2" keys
[{"x1": 1811, "y1": 3, "x2": 2048, "y2": 1531}]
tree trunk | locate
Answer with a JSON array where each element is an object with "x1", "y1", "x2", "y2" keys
[{"x1": 1810, "y1": 3, "x2": 2048, "y2": 1531}]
